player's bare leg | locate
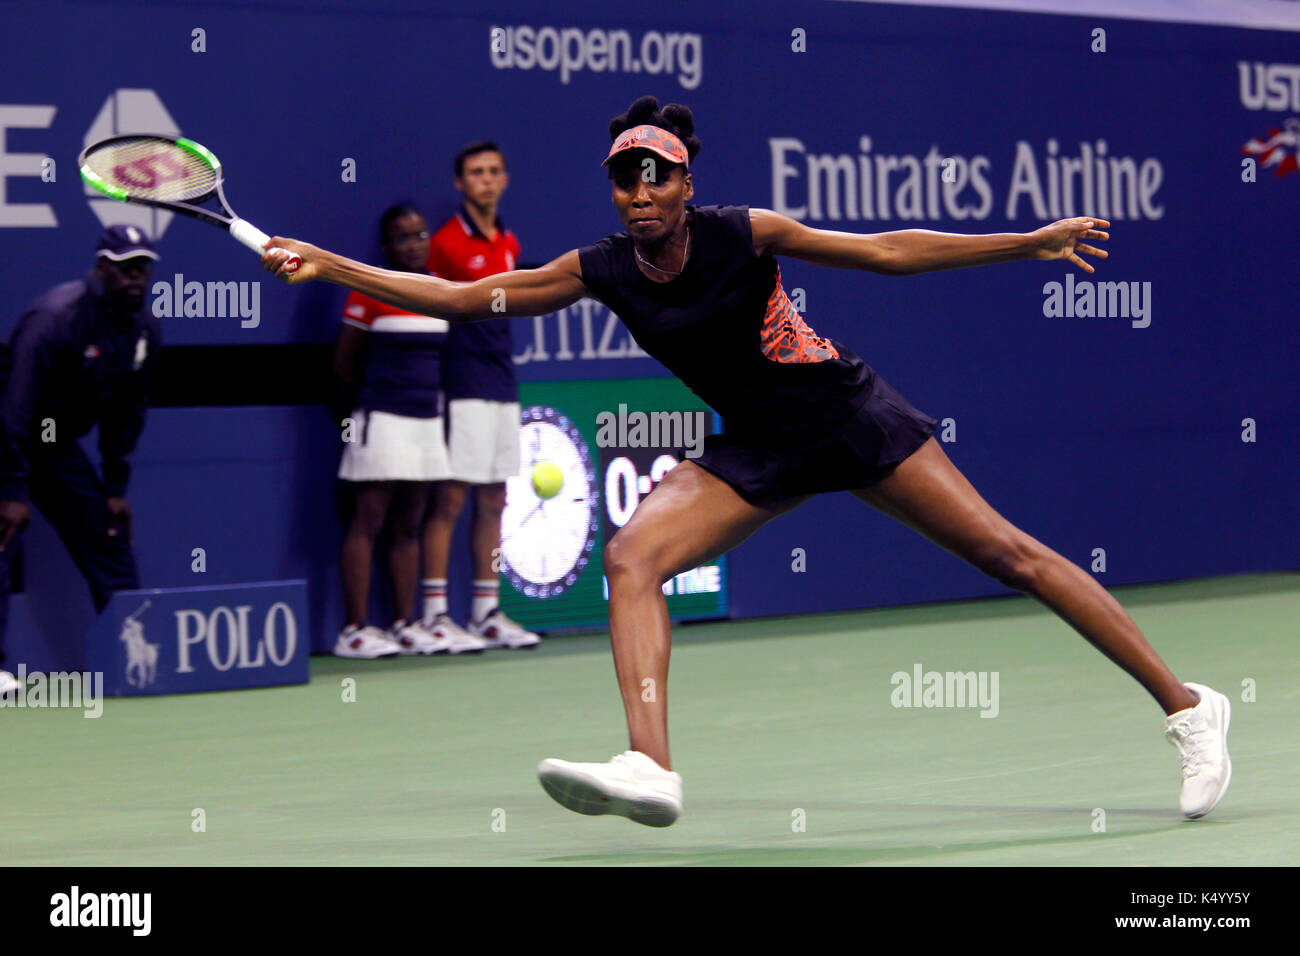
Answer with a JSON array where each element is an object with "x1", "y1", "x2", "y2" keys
[
  {"x1": 604, "y1": 462, "x2": 807, "y2": 769},
  {"x1": 852, "y1": 437, "x2": 1197, "y2": 715},
  {"x1": 341, "y1": 482, "x2": 395, "y2": 625}
]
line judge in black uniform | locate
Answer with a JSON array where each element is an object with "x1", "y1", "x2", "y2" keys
[
  {"x1": 260, "y1": 96, "x2": 1232, "y2": 828},
  {"x1": 0, "y1": 225, "x2": 160, "y2": 696}
]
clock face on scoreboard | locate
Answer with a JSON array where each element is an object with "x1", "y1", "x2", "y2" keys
[{"x1": 501, "y1": 405, "x2": 599, "y2": 598}]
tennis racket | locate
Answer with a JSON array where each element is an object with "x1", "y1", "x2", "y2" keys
[{"x1": 79, "y1": 134, "x2": 300, "y2": 273}]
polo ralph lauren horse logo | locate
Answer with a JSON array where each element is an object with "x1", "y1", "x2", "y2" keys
[{"x1": 120, "y1": 600, "x2": 159, "y2": 688}]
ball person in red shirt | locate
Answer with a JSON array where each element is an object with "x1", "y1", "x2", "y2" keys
[{"x1": 420, "y1": 142, "x2": 540, "y2": 650}]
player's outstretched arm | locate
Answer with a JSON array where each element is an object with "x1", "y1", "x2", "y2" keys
[
  {"x1": 750, "y1": 208, "x2": 1110, "y2": 276},
  {"x1": 260, "y1": 240, "x2": 588, "y2": 322}
]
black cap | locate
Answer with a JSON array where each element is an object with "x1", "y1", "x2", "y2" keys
[{"x1": 96, "y1": 224, "x2": 159, "y2": 262}]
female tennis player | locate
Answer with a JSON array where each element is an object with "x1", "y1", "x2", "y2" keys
[{"x1": 262, "y1": 96, "x2": 1231, "y2": 827}]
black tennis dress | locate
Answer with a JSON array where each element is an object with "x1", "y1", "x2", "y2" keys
[{"x1": 577, "y1": 204, "x2": 937, "y2": 506}]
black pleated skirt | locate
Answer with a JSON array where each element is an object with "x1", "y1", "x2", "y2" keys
[{"x1": 691, "y1": 371, "x2": 938, "y2": 506}]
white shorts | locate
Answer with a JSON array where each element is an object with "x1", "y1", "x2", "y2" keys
[
  {"x1": 337, "y1": 409, "x2": 452, "y2": 482},
  {"x1": 446, "y1": 399, "x2": 521, "y2": 484}
]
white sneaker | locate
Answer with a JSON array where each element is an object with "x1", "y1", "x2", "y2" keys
[
  {"x1": 388, "y1": 620, "x2": 442, "y2": 656},
  {"x1": 537, "y1": 751, "x2": 683, "y2": 827},
  {"x1": 0, "y1": 669, "x2": 21, "y2": 698},
  {"x1": 470, "y1": 609, "x2": 541, "y2": 649},
  {"x1": 1164, "y1": 682, "x2": 1232, "y2": 819},
  {"x1": 334, "y1": 625, "x2": 401, "y2": 659},
  {"x1": 423, "y1": 614, "x2": 487, "y2": 654}
]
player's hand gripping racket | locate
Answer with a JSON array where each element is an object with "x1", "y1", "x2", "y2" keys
[{"x1": 78, "y1": 134, "x2": 300, "y2": 273}]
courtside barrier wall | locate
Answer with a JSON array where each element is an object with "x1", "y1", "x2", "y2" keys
[{"x1": 2, "y1": 1, "x2": 1296, "y2": 667}]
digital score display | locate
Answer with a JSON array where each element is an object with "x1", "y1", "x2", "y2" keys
[
  {"x1": 499, "y1": 378, "x2": 729, "y2": 631},
  {"x1": 598, "y1": 444, "x2": 725, "y2": 600}
]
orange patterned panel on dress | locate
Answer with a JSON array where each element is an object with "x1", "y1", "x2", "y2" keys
[{"x1": 759, "y1": 265, "x2": 840, "y2": 364}]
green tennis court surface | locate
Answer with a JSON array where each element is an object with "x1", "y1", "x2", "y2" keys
[{"x1": 4, "y1": 572, "x2": 1296, "y2": 866}]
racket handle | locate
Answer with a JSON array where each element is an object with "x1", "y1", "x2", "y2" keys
[{"x1": 230, "y1": 219, "x2": 301, "y2": 274}]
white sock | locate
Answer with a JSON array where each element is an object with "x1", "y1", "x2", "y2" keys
[
  {"x1": 471, "y1": 579, "x2": 499, "y2": 624},
  {"x1": 422, "y1": 578, "x2": 448, "y2": 623}
]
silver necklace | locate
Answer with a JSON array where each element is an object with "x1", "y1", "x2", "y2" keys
[{"x1": 635, "y1": 224, "x2": 690, "y2": 277}]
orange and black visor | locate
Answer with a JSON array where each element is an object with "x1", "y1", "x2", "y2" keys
[{"x1": 602, "y1": 124, "x2": 689, "y2": 169}]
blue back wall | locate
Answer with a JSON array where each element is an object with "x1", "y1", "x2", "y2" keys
[{"x1": 2, "y1": 0, "x2": 1296, "y2": 664}]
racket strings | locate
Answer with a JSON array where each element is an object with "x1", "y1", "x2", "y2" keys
[{"x1": 83, "y1": 137, "x2": 217, "y2": 202}]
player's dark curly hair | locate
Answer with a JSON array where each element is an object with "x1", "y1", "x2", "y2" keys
[{"x1": 607, "y1": 95, "x2": 701, "y2": 168}]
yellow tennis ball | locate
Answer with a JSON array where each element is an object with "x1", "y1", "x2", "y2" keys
[{"x1": 531, "y1": 461, "x2": 564, "y2": 499}]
